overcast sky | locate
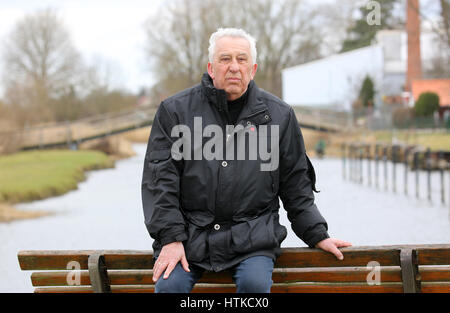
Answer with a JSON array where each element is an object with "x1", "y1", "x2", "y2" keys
[
  {"x1": 0, "y1": 0, "x2": 442, "y2": 96},
  {"x1": 0, "y1": 0, "x2": 165, "y2": 95}
]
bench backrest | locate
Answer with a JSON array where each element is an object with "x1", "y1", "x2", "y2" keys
[{"x1": 17, "y1": 244, "x2": 450, "y2": 293}]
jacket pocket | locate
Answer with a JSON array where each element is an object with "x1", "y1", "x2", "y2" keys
[
  {"x1": 147, "y1": 149, "x2": 171, "y2": 185},
  {"x1": 184, "y1": 223, "x2": 208, "y2": 263},
  {"x1": 231, "y1": 212, "x2": 278, "y2": 254}
]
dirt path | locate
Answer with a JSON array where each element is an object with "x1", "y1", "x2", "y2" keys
[{"x1": 0, "y1": 203, "x2": 52, "y2": 223}]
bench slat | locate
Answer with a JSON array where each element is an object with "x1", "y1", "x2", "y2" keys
[
  {"x1": 272, "y1": 267, "x2": 402, "y2": 283},
  {"x1": 18, "y1": 250, "x2": 153, "y2": 270},
  {"x1": 419, "y1": 266, "x2": 450, "y2": 282},
  {"x1": 19, "y1": 245, "x2": 413, "y2": 270},
  {"x1": 417, "y1": 248, "x2": 450, "y2": 266},
  {"x1": 21, "y1": 244, "x2": 450, "y2": 270},
  {"x1": 30, "y1": 267, "x2": 403, "y2": 287},
  {"x1": 421, "y1": 282, "x2": 450, "y2": 293},
  {"x1": 34, "y1": 282, "x2": 404, "y2": 293},
  {"x1": 277, "y1": 248, "x2": 401, "y2": 267},
  {"x1": 270, "y1": 283, "x2": 404, "y2": 293}
]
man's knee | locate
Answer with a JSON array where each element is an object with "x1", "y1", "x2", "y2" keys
[
  {"x1": 237, "y1": 273, "x2": 273, "y2": 293},
  {"x1": 155, "y1": 272, "x2": 194, "y2": 293},
  {"x1": 154, "y1": 264, "x2": 195, "y2": 293},
  {"x1": 234, "y1": 256, "x2": 274, "y2": 293}
]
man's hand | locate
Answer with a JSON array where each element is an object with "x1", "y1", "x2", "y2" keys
[
  {"x1": 315, "y1": 238, "x2": 352, "y2": 260},
  {"x1": 152, "y1": 241, "x2": 190, "y2": 282}
]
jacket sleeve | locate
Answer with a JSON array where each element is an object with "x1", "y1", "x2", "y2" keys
[
  {"x1": 278, "y1": 107, "x2": 329, "y2": 248},
  {"x1": 141, "y1": 101, "x2": 187, "y2": 246}
]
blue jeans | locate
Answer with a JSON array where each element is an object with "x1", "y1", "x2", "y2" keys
[{"x1": 155, "y1": 256, "x2": 274, "y2": 293}]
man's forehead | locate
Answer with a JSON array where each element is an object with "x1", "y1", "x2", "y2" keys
[{"x1": 214, "y1": 36, "x2": 251, "y2": 55}]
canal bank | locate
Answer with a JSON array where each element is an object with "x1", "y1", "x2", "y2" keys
[{"x1": 0, "y1": 132, "x2": 142, "y2": 223}]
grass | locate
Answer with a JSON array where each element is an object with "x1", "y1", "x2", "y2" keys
[
  {"x1": 0, "y1": 149, "x2": 114, "y2": 203},
  {"x1": 372, "y1": 130, "x2": 450, "y2": 151},
  {"x1": 302, "y1": 128, "x2": 450, "y2": 158}
]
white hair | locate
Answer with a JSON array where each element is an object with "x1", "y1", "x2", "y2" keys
[{"x1": 208, "y1": 28, "x2": 257, "y2": 65}]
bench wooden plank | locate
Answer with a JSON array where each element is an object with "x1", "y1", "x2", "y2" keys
[
  {"x1": 32, "y1": 271, "x2": 91, "y2": 286},
  {"x1": 33, "y1": 282, "x2": 404, "y2": 293},
  {"x1": 30, "y1": 267, "x2": 403, "y2": 287},
  {"x1": 18, "y1": 250, "x2": 152, "y2": 270},
  {"x1": 35, "y1": 286, "x2": 93, "y2": 293},
  {"x1": 276, "y1": 247, "x2": 401, "y2": 267},
  {"x1": 21, "y1": 244, "x2": 450, "y2": 270},
  {"x1": 271, "y1": 267, "x2": 402, "y2": 283},
  {"x1": 19, "y1": 252, "x2": 90, "y2": 270},
  {"x1": 417, "y1": 248, "x2": 450, "y2": 266},
  {"x1": 419, "y1": 266, "x2": 450, "y2": 282},
  {"x1": 421, "y1": 282, "x2": 450, "y2": 293},
  {"x1": 19, "y1": 245, "x2": 416, "y2": 270},
  {"x1": 270, "y1": 283, "x2": 404, "y2": 293}
]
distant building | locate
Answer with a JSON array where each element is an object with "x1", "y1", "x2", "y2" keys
[{"x1": 282, "y1": 29, "x2": 444, "y2": 111}]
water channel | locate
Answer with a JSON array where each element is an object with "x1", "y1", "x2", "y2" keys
[{"x1": 1, "y1": 143, "x2": 449, "y2": 292}]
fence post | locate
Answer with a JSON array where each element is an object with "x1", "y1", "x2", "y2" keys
[
  {"x1": 414, "y1": 151, "x2": 419, "y2": 199},
  {"x1": 350, "y1": 144, "x2": 355, "y2": 182},
  {"x1": 383, "y1": 146, "x2": 388, "y2": 191},
  {"x1": 439, "y1": 150, "x2": 445, "y2": 205},
  {"x1": 404, "y1": 147, "x2": 410, "y2": 196},
  {"x1": 359, "y1": 144, "x2": 363, "y2": 184},
  {"x1": 375, "y1": 144, "x2": 379, "y2": 189},
  {"x1": 342, "y1": 143, "x2": 346, "y2": 181},
  {"x1": 426, "y1": 148, "x2": 431, "y2": 203},
  {"x1": 392, "y1": 145, "x2": 397, "y2": 193},
  {"x1": 367, "y1": 144, "x2": 371, "y2": 187}
]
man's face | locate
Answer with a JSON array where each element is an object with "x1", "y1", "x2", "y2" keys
[{"x1": 207, "y1": 36, "x2": 258, "y2": 101}]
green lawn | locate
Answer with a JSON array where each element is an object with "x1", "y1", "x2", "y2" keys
[
  {"x1": 0, "y1": 149, "x2": 113, "y2": 203},
  {"x1": 372, "y1": 130, "x2": 450, "y2": 151}
]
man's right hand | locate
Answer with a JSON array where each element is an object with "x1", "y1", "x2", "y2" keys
[{"x1": 152, "y1": 241, "x2": 190, "y2": 282}]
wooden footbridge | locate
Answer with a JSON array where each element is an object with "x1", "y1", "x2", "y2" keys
[{"x1": 0, "y1": 105, "x2": 350, "y2": 151}]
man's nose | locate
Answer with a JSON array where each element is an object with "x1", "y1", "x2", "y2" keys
[{"x1": 229, "y1": 59, "x2": 239, "y2": 72}]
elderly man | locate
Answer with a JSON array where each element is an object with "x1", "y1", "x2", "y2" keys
[{"x1": 142, "y1": 28, "x2": 351, "y2": 293}]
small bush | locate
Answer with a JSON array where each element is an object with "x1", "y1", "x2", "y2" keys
[{"x1": 414, "y1": 92, "x2": 440, "y2": 117}]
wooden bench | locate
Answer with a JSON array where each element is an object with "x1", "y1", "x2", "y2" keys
[{"x1": 18, "y1": 244, "x2": 450, "y2": 293}]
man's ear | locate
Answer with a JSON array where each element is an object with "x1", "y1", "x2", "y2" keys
[
  {"x1": 251, "y1": 63, "x2": 258, "y2": 79},
  {"x1": 207, "y1": 62, "x2": 214, "y2": 79}
]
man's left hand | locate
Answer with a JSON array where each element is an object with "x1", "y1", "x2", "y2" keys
[{"x1": 315, "y1": 238, "x2": 352, "y2": 260}]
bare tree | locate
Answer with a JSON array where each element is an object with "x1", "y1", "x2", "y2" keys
[
  {"x1": 316, "y1": 0, "x2": 364, "y2": 55},
  {"x1": 438, "y1": 0, "x2": 450, "y2": 46},
  {"x1": 2, "y1": 9, "x2": 81, "y2": 95},
  {"x1": 1, "y1": 9, "x2": 84, "y2": 124},
  {"x1": 144, "y1": 0, "x2": 323, "y2": 98},
  {"x1": 421, "y1": 0, "x2": 450, "y2": 78},
  {"x1": 240, "y1": 0, "x2": 323, "y2": 96}
]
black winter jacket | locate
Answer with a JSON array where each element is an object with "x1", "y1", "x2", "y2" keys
[{"x1": 141, "y1": 73, "x2": 329, "y2": 272}]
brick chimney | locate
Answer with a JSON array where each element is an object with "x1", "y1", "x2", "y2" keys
[{"x1": 405, "y1": 0, "x2": 422, "y2": 92}]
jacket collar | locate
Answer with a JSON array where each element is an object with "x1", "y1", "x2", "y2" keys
[{"x1": 201, "y1": 73, "x2": 270, "y2": 125}]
